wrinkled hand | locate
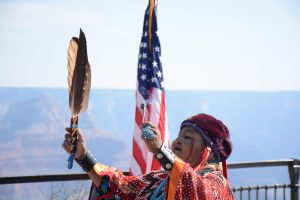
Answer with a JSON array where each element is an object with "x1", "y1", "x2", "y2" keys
[
  {"x1": 62, "y1": 128, "x2": 87, "y2": 160},
  {"x1": 141, "y1": 122, "x2": 163, "y2": 154}
]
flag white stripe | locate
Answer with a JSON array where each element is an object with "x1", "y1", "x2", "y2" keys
[{"x1": 130, "y1": 156, "x2": 142, "y2": 175}]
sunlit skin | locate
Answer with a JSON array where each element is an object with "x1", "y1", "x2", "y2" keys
[{"x1": 171, "y1": 126, "x2": 206, "y2": 168}]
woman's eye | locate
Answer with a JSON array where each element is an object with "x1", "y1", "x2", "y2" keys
[{"x1": 184, "y1": 135, "x2": 191, "y2": 139}]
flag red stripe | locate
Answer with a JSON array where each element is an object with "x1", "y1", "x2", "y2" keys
[
  {"x1": 132, "y1": 138, "x2": 146, "y2": 174},
  {"x1": 135, "y1": 106, "x2": 143, "y2": 126},
  {"x1": 151, "y1": 155, "x2": 161, "y2": 170},
  {"x1": 158, "y1": 92, "x2": 166, "y2": 142}
]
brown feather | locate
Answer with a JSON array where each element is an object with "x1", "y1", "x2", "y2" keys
[
  {"x1": 67, "y1": 29, "x2": 91, "y2": 115},
  {"x1": 67, "y1": 38, "x2": 79, "y2": 95}
]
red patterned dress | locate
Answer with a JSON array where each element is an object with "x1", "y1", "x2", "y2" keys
[{"x1": 89, "y1": 157, "x2": 234, "y2": 200}]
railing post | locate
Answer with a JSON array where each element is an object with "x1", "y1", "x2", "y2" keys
[{"x1": 288, "y1": 159, "x2": 300, "y2": 200}]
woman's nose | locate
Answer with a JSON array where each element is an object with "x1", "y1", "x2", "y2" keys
[{"x1": 175, "y1": 137, "x2": 183, "y2": 144}]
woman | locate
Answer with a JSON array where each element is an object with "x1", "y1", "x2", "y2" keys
[{"x1": 62, "y1": 113, "x2": 234, "y2": 200}]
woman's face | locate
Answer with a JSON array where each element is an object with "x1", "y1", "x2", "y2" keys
[{"x1": 171, "y1": 126, "x2": 206, "y2": 167}]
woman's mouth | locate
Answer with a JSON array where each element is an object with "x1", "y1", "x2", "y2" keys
[{"x1": 174, "y1": 146, "x2": 182, "y2": 152}]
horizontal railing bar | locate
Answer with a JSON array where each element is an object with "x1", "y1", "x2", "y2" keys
[
  {"x1": 0, "y1": 171, "x2": 131, "y2": 185},
  {"x1": 227, "y1": 159, "x2": 295, "y2": 169},
  {"x1": 232, "y1": 184, "x2": 300, "y2": 193},
  {"x1": 231, "y1": 184, "x2": 299, "y2": 192},
  {"x1": 0, "y1": 173, "x2": 89, "y2": 184}
]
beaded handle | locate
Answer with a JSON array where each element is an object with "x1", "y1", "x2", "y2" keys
[{"x1": 67, "y1": 115, "x2": 78, "y2": 169}]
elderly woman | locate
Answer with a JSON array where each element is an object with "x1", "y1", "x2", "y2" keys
[{"x1": 63, "y1": 113, "x2": 234, "y2": 200}]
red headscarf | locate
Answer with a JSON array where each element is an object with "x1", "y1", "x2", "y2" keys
[{"x1": 181, "y1": 113, "x2": 232, "y2": 162}]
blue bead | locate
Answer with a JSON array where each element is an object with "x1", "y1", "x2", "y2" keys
[{"x1": 67, "y1": 153, "x2": 75, "y2": 169}]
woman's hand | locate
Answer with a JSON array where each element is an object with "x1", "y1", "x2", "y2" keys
[
  {"x1": 141, "y1": 122, "x2": 163, "y2": 154},
  {"x1": 62, "y1": 128, "x2": 88, "y2": 160}
]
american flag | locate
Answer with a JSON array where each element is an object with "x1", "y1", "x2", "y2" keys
[{"x1": 130, "y1": 2, "x2": 170, "y2": 176}]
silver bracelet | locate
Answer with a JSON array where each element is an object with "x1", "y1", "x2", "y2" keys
[{"x1": 155, "y1": 144, "x2": 175, "y2": 171}]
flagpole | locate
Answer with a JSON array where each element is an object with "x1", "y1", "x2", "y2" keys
[
  {"x1": 148, "y1": 0, "x2": 154, "y2": 50},
  {"x1": 155, "y1": 0, "x2": 158, "y2": 20}
]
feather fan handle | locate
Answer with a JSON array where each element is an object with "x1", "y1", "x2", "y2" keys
[{"x1": 66, "y1": 29, "x2": 91, "y2": 169}]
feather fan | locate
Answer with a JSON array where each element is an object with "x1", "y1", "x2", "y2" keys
[{"x1": 66, "y1": 29, "x2": 91, "y2": 169}]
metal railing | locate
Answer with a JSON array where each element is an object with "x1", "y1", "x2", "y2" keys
[
  {"x1": 228, "y1": 159, "x2": 300, "y2": 200},
  {"x1": 232, "y1": 184, "x2": 300, "y2": 200},
  {"x1": 0, "y1": 159, "x2": 299, "y2": 200}
]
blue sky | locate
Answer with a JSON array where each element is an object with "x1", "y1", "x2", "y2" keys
[{"x1": 0, "y1": 0, "x2": 300, "y2": 91}]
